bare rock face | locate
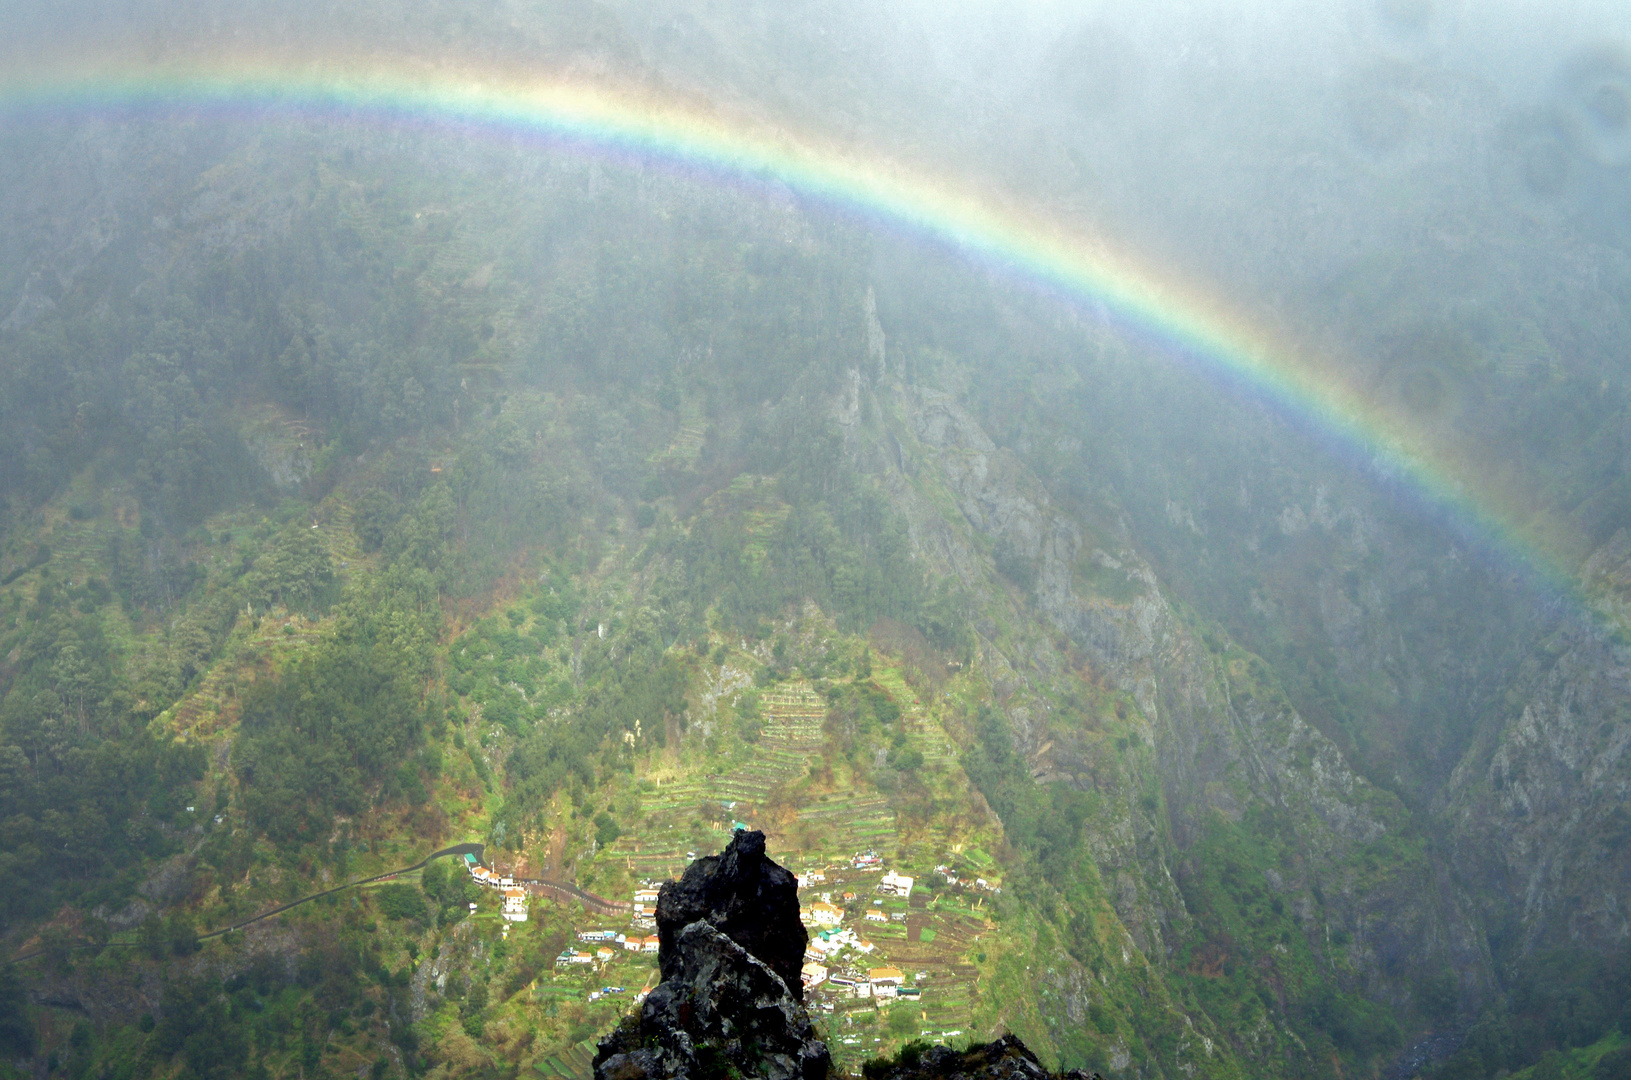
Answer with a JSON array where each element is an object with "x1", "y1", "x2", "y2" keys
[
  {"x1": 594, "y1": 921, "x2": 831, "y2": 1080},
  {"x1": 654, "y1": 829, "x2": 807, "y2": 1002},
  {"x1": 860, "y1": 1034, "x2": 1104, "y2": 1080},
  {"x1": 593, "y1": 831, "x2": 827, "y2": 1080},
  {"x1": 594, "y1": 835, "x2": 1093, "y2": 1080}
]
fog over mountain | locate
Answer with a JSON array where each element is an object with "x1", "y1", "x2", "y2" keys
[{"x1": 0, "y1": 4, "x2": 1629, "y2": 1080}]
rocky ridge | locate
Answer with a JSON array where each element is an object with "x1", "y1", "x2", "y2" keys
[{"x1": 593, "y1": 832, "x2": 1102, "y2": 1080}]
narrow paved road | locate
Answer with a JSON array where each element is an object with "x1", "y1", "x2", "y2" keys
[
  {"x1": 525, "y1": 878, "x2": 630, "y2": 916},
  {"x1": 194, "y1": 842, "x2": 487, "y2": 942}
]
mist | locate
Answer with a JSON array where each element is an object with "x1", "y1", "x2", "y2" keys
[{"x1": 1, "y1": 3, "x2": 1629, "y2": 1080}]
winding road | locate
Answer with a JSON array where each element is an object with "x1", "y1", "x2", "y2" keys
[{"x1": 7, "y1": 842, "x2": 486, "y2": 963}]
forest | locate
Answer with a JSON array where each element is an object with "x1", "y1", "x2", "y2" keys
[{"x1": 3, "y1": 3, "x2": 1631, "y2": 1080}]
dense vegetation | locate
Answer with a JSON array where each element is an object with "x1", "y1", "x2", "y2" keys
[{"x1": 1, "y1": 17, "x2": 1630, "y2": 1080}]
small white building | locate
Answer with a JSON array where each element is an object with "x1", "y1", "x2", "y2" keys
[
  {"x1": 501, "y1": 888, "x2": 529, "y2": 922},
  {"x1": 809, "y1": 902, "x2": 843, "y2": 927},
  {"x1": 641, "y1": 935, "x2": 660, "y2": 954},
  {"x1": 878, "y1": 872, "x2": 914, "y2": 898},
  {"x1": 801, "y1": 962, "x2": 828, "y2": 991},
  {"x1": 865, "y1": 908, "x2": 887, "y2": 923}
]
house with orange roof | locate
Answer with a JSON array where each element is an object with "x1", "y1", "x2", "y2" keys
[{"x1": 869, "y1": 967, "x2": 905, "y2": 998}]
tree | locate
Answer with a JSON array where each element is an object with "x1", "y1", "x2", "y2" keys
[{"x1": 0, "y1": 965, "x2": 35, "y2": 1057}]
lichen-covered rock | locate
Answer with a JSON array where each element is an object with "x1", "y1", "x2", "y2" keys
[
  {"x1": 859, "y1": 1034, "x2": 1103, "y2": 1080},
  {"x1": 654, "y1": 829, "x2": 807, "y2": 1002},
  {"x1": 592, "y1": 920, "x2": 830, "y2": 1080}
]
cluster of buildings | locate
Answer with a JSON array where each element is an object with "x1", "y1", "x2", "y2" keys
[
  {"x1": 786, "y1": 856, "x2": 946, "y2": 1006},
  {"x1": 806, "y1": 926, "x2": 876, "y2": 960},
  {"x1": 933, "y1": 864, "x2": 1001, "y2": 894},
  {"x1": 798, "y1": 908, "x2": 922, "y2": 1002},
  {"x1": 462, "y1": 854, "x2": 529, "y2": 922},
  {"x1": 556, "y1": 939, "x2": 655, "y2": 967},
  {"x1": 575, "y1": 928, "x2": 661, "y2": 954},
  {"x1": 558, "y1": 928, "x2": 659, "y2": 965},
  {"x1": 550, "y1": 884, "x2": 668, "y2": 971},
  {"x1": 632, "y1": 887, "x2": 660, "y2": 929},
  {"x1": 808, "y1": 966, "x2": 916, "y2": 1000}
]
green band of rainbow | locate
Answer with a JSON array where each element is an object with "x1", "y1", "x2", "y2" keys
[{"x1": 0, "y1": 59, "x2": 1578, "y2": 597}]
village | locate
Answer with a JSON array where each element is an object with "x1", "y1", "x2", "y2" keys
[
  {"x1": 522, "y1": 836, "x2": 1004, "y2": 1068},
  {"x1": 518, "y1": 677, "x2": 1012, "y2": 1078},
  {"x1": 461, "y1": 852, "x2": 533, "y2": 927}
]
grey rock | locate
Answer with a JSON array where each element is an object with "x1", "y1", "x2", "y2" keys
[
  {"x1": 860, "y1": 1033, "x2": 1103, "y2": 1080},
  {"x1": 654, "y1": 829, "x2": 807, "y2": 1002},
  {"x1": 592, "y1": 920, "x2": 829, "y2": 1080}
]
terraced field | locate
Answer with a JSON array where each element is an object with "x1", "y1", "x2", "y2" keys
[
  {"x1": 795, "y1": 794, "x2": 897, "y2": 853},
  {"x1": 609, "y1": 682, "x2": 853, "y2": 878},
  {"x1": 563, "y1": 668, "x2": 1008, "y2": 1076},
  {"x1": 532, "y1": 1038, "x2": 596, "y2": 1080}
]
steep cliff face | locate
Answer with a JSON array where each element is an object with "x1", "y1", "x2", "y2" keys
[
  {"x1": 840, "y1": 376, "x2": 1495, "y2": 1046},
  {"x1": 1440, "y1": 588, "x2": 1631, "y2": 957}
]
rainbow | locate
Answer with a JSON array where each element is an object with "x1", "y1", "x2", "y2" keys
[{"x1": 0, "y1": 57, "x2": 1586, "y2": 595}]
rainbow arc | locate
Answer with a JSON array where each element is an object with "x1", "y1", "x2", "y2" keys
[{"x1": 0, "y1": 57, "x2": 1582, "y2": 595}]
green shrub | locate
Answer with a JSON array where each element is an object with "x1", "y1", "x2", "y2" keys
[{"x1": 375, "y1": 883, "x2": 425, "y2": 921}]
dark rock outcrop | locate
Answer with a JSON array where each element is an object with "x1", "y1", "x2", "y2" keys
[
  {"x1": 594, "y1": 921, "x2": 831, "y2": 1080},
  {"x1": 654, "y1": 829, "x2": 807, "y2": 1001},
  {"x1": 595, "y1": 834, "x2": 1096, "y2": 1080},
  {"x1": 593, "y1": 831, "x2": 827, "y2": 1080},
  {"x1": 860, "y1": 1035, "x2": 1103, "y2": 1080}
]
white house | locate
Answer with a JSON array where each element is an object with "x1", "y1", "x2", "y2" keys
[
  {"x1": 809, "y1": 902, "x2": 843, "y2": 927},
  {"x1": 801, "y1": 962, "x2": 828, "y2": 991},
  {"x1": 501, "y1": 888, "x2": 529, "y2": 922},
  {"x1": 865, "y1": 908, "x2": 887, "y2": 923},
  {"x1": 869, "y1": 967, "x2": 905, "y2": 998},
  {"x1": 878, "y1": 872, "x2": 914, "y2": 898}
]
